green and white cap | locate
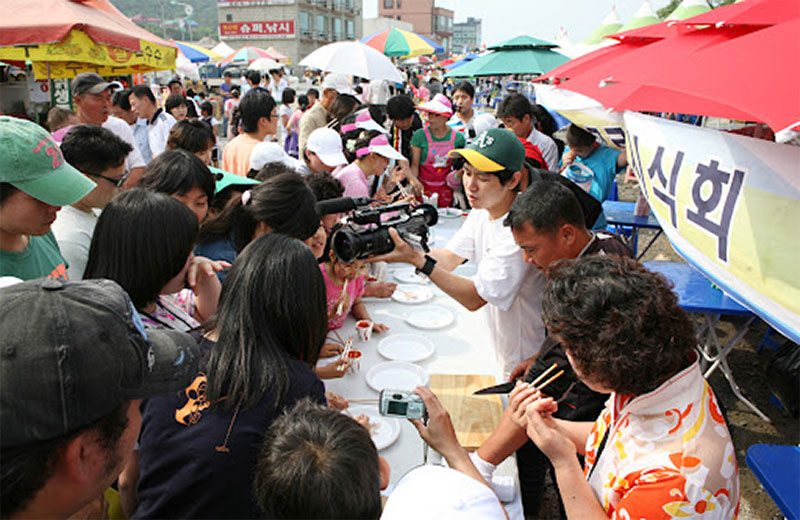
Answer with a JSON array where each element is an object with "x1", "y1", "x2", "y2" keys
[
  {"x1": 448, "y1": 128, "x2": 525, "y2": 173},
  {"x1": 0, "y1": 116, "x2": 96, "y2": 206}
]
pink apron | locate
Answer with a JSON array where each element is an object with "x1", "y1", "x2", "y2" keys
[{"x1": 419, "y1": 126, "x2": 456, "y2": 208}]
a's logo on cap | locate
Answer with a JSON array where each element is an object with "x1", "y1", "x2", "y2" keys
[{"x1": 474, "y1": 132, "x2": 494, "y2": 149}]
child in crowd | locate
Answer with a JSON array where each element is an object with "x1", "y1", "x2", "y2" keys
[
  {"x1": 199, "y1": 101, "x2": 220, "y2": 167},
  {"x1": 560, "y1": 123, "x2": 627, "y2": 229},
  {"x1": 133, "y1": 234, "x2": 328, "y2": 519},
  {"x1": 320, "y1": 241, "x2": 388, "y2": 333},
  {"x1": 335, "y1": 130, "x2": 405, "y2": 198},
  {"x1": 84, "y1": 188, "x2": 226, "y2": 332},
  {"x1": 196, "y1": 172, "x2": 318, "y2": 281},
  {"x1": 277, "y1": 87, "x2": 295, "y2": 148},
  {"x1": 45, "y1": 106, "x2": 79, "y2": 132},
  {"x1": 411, "y1": 93, "x2": 466, "y2": 207},
  {"x1": 166, "y1": 119, "x2": 216, "y2": 166},
  {"x1": 285, "y1": 93, "x2": 309, "y2": 158},
  {"x1": 138, "y1": 149, "x2": 216, "y2": 223}
]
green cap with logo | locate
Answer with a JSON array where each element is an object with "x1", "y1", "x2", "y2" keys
[
  {"x1": 448, "y1": 128, "x2": 525, "y2": 173},
  {"x1": 0, "y1": 116, "x2": 96, "y2": 206}
]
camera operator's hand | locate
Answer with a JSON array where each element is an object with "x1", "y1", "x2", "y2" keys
[
  {"x1": 410, "y1": 386, "x2": 461, "y2": 460},
  {"x1": 368, "y1": 228, "x2": 424, "y2": 267}
]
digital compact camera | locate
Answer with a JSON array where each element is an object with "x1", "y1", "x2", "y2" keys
[{"x1": 379, "y1": 389, "x2": 426, "y2": 420}]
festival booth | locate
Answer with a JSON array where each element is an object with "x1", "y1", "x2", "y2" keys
[
  {"x1": 535, "y1": 0, "x2": 800, "y2": 422},
  {"x1": 0, "y1": 0, "x2": 176, "y2": 116}
]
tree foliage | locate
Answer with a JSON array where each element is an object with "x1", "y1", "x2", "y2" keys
[{"x1": 111, "y1": 0, "x2": 220, "y2": 41}]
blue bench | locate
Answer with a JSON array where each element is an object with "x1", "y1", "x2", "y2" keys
[{"x1": 746, "y1": 444, "x2": 800, "y2": 519}]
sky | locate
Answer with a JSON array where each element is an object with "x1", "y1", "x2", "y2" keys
[{"x1": 363, "y1": 0, "x2": 676, "y2": 47}]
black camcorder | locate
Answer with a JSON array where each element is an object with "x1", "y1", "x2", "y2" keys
[{"x1": 332, "y1": 202, "x2": 438, "y2": 263}]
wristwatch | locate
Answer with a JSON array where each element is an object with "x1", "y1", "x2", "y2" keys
[{"x1": 415, "y1": 254, "x2": 437, "y2": 277}]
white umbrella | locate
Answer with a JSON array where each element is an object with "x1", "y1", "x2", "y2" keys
[
  {"x1": 299, "y1": 41, "x2": 403, "y2": 83},
  {"x1": 211, "y1": 41, "x2": 235, "y2": 58},
  {"x1": 248, "y1": 57, "x2": 282, "y2": 72}
]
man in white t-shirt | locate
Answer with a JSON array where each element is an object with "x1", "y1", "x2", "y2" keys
[
  {"x1": 71, "y1": 73, "x2": 146, "y2": 187},
  {"x1": 129, "y1": 85, "x2": 177, "y2": 162},
  {"x1": 52, "y1": 125, "x2": 132, "y2": 279},
  {"x1": 375, "y1": 128, "x2": 546, "y2": 377}
]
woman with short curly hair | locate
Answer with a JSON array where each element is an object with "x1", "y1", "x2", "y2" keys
[{"x1": 508, "y1": 255, "x2": 739, "y2": 519}]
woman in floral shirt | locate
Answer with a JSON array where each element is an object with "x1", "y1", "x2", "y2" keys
[{"x1": 509, "y1": 256, "x2": 739, "y2": 519}]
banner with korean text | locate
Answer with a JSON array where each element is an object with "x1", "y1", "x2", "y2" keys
[
  {"x1": 625, "y1": 112, "x2": 800, "y2": 342},
  {"x1": 534, "y1": 84, "x2": 626, "y2": 150},
  {"x1": 219, "y1": 21, "x2": 295, "y2": 40}
]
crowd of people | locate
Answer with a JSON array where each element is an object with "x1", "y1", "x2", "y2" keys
[{"x1": 0, "y1": 67, "x2": 740, "y2": 519}]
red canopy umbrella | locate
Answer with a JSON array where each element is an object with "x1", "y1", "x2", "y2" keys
[
  {"x1": 555, "y1": 19, "x2": 800, "y2": 135},
  {"x1": 672, "y1": 0, "x2": 799, "y2": 27}
]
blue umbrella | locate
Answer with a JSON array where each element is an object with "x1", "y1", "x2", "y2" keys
[
  {"x1": 444, "y1": 53, "x2": 478, "y2": 70},
  {"x1": 172, "y1": 40, "x2": 220, "y2": 63}
]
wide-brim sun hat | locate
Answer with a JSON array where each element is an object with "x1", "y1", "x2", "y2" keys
[{"x1": 417, "y1": 93, "x2": 453, "y2": 117}]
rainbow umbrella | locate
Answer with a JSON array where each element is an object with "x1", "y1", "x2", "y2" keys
[
  {"x1": 172, "y1": 40, "x2": 223, "y2": 63},
  {"x1": 360, "y1": 28, "x2": 443, "y2": 58},
  {"x1": 219, "y1": 45, "x2": 276, "y2": 65}
]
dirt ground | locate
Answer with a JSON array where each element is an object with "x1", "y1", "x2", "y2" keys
[{"x1": 531, "y1": 177, "x2": 799, "y2": 520}]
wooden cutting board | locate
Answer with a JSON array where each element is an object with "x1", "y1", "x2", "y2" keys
[{"x1": 429, "y1": 374, "x2": 504, "y2": 451}]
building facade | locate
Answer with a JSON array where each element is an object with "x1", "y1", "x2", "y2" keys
[
  {"x1": 378, "y1": 0, "x2": 453, "y2": 54},
  {"x1": 217, "y1": 0, "x2": 363, "y2": 66},
  {"x1": 363, "y1": 16, "x2": 414, "y2": 37},
  {"x1": 453, "y1": 16, "x2": 481, "y2": 53}
]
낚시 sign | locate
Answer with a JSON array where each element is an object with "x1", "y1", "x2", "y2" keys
[{"x1": 219, "y1": 21, "x2": 295, "y2": 39}]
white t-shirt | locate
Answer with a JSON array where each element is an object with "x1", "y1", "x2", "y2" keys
[
  {"x1": 446, "y1": 208, "x2": 546, "y2": 377},
  {"x1": 51, "y1": 205, "x2": 98, "y2": 280},
  {"x1": 147, "y1": 109, "x2": 177, "y2": 160},
  {"x1": 526, "y1": 127, "x2": 559, "y2": 172},
  {"x1": 277, "y1": 104, "x2": 293, "y2": 146},
  {"x1": 103, "y1": 116, "x2": 145, "y2": 171}
]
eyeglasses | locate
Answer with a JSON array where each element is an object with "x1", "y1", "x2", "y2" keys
[{"x1": 87, "y1": 170, "x2": 129, "y2": 188}]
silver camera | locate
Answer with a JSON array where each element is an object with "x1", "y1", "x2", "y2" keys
[{"x1": 379, "y1": 389, "x2": 426, "y2": 420}]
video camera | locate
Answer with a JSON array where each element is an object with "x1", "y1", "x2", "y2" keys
[{"x1": 331, "y1": 201, "x2": 438, "y2": 263}]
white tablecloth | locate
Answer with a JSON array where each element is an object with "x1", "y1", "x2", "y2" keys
[{"x1": 318, "y1": 212, "x2": 524, "y2": 518}]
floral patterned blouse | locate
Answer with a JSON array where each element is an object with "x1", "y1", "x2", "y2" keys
[{"x1": 584, "y1": 359, "x2": 740, "y2": 519}]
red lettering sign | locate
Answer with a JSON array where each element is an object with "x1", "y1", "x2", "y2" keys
[{"x1": 219, "y1": 20, "x2": 295, "y2": 39}]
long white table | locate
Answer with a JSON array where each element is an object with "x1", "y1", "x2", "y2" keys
[{"x1": 318, "y1": 213, "x2": 524, "y2": 519}]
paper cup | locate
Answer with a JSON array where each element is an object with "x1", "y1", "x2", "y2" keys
[
  {"x1": 346, "y1": 350, "x2": 362, "y2": 374},
  {"x1": 356, "y1": 320, "x2": 373, "y2": 342}
]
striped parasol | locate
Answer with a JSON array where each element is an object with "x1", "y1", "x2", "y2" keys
[{"x1": 361, "y1": 28, "x2": 443, "y2": 58}]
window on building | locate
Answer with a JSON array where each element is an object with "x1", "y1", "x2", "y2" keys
[
  {"x1": 346, "y1": 19, "x2": 354, "y2": 39},
  {"x1": 316, "y1": 14, "x2": 326, "y2": 37},
  {"x1": 397, "y1": 0, "x2": 401, "y2": 7},
  {"x1": 384, "y1": 0, "x2": 393, "y2": 8},
  {"x1": 225, "y1": 13, "x2": 232, "y2": 22},
  {"x1": 333, "y1": 18, "x2": 342, "y2": 39},
  {"x1": 299, "y1": 11, "x2": 310, "y2": 34}
]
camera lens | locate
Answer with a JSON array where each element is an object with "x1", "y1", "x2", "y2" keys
[{"x1": 393, "y1": 393, "x2": 403, "y2": 400}]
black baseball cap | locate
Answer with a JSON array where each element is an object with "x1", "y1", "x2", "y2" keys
[
  {"x1": 0, "y1": 278, "x2": 200, "y2": 448},
  {"x1": 71, "y1": 72, "x2": 118, "y2": 96}
]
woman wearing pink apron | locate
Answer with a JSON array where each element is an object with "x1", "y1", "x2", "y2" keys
[{"x1": 410, "y1": 94, "x2": 466, "y2": 208}]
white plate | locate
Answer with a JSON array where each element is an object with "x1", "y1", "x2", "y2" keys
[
  {"x1": 393, "y1": 267, "x2": 426, "y2": 284},
  {"x1": 378, "y1": 334, "x2": 436, "y2": 362},
  {"x1": 438, "y1": 207, "x2": 461, "y2": 219},
  {"x1": 366, "y1": 361, "x2": 430, "y2": 392},
  {"x1": 346, "y1": 405, "x2": 400, "y2": 451},
  {"x1": 391, "y1": 284, "x2": 434, "y2": 304},
  {"x1": 405, "y1": 305, "x2": 455, "y2": 330}
]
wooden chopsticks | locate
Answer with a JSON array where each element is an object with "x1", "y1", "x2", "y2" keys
[{"x1": 528, "y1": 362, "x2": 565, "y2": 394}]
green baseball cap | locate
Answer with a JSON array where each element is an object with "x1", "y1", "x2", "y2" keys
[
  {"x1": 0, "y1": 116, "x2": 96, "y2": 206},
  {"x1": 209, "y1": 166, "x2": 259, "y2": 194},
  {"x1": 448, "y1": 128, "x2": 525, "y2": 173}
]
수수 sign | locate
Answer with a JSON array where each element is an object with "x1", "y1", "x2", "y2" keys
[{"x1": 220, "y1": 21, "x2": 295, "y2": 39}]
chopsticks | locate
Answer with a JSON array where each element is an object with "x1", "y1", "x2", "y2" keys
[
  {"x1": 338, "y1": 336, "x2": 353, "y2": 372},
  {"x1": 336, "y1": 279, "x2": 349, "y2": 316},
  {"x1": 528, "y1": 362, "x2": 565, "y2": 394}
]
